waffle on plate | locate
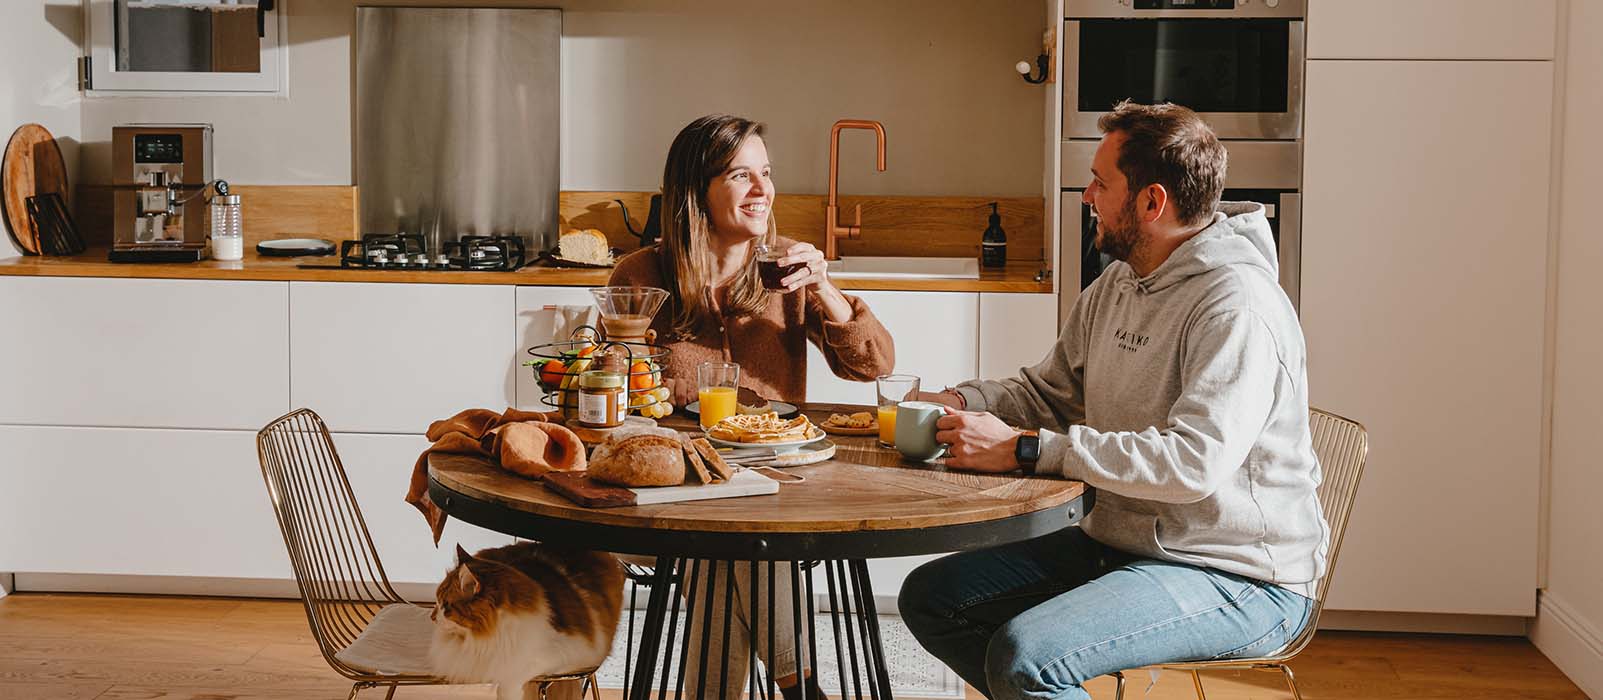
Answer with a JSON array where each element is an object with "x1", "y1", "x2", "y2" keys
[{"x1": 708, "y1": 411, "x2": 818, "y2": 444}]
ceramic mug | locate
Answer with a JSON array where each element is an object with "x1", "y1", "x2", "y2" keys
[{"x1": 895, "y1": 401, "x2": 950, "y2": 461}]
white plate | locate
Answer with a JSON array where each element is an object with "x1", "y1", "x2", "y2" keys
[
  {"x1": 686, "y1": 400, "x2": 800, "y2": 418},
  {"x1": 705, "y1": 429, "x2": 826, "y2": 454}
]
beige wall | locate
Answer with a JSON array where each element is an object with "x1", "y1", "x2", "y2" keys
[
  {"x1": 0, "y1": 2, "x2": 83, "y2": 259},
  {"x1": 1537, "y1": 1, "x2": 1603, "y2": 697},
  {"x1": 77, "y1": 0, "x2": 1048, "y2": 198}
]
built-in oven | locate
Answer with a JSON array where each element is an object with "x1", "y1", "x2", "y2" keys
[
  {"x1": 1064, "y1": 0, "x2": 1305, "y2": 140},
  {"x1": 1058, "y1": 140, "x2": 1302, "y2": 316}
]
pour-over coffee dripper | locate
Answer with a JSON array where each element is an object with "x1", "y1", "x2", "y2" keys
[{"x1": 589, "y1": 286, "x2": 668, "y2": 343}]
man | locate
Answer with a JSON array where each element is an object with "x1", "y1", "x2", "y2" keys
[{"x1": 899, "y1": 101, "x2": 1328, "y2": 700}]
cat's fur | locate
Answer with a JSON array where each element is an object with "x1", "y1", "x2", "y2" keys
[{"x1": 430, "y1": 542, "x2": 624, "y2": 700}]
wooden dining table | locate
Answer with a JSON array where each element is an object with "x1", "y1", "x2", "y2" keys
[{"x1": 427, "y1": 404, "x2": 1092, "y2": 700}]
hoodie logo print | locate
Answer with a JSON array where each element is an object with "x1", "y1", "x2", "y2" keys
[{"x1": 1113, "y1": 327, "x2": 1150, "y2": 353}]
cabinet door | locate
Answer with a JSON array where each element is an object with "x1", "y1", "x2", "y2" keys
[
  {"x1": 290, "y1": 282, "x2": 515, "y2": 433},
  {"x1": 332, "y1": 432, "x2": 515, "y2": 585},
  {"x1": 514, "y1": 286, "x2": 601, "y2": 412},
  {"x1": 0, "y1": 278, "x2": 289, "y2": 430},
  {"x1": 1302, "y1": 60, "x2": 1549, "y2": 615},
  {"x1": 979, "y1": 293, "x2": 1060, "y2": 381},
  {"x1": 0, "y1": 426, "x2": 290, "y2": 579},
  {"x1": 806, "y1": 291, "x2": 979, "y2": 405},
  {"x1": 1308, "y1": 0, "x2": 1556, "y2": 60}
]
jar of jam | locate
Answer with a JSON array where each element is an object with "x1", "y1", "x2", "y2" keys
[{"x1": 577, "y1": 369, "x2": 627, "y2": 428}]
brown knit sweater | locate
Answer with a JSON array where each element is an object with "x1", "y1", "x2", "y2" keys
[{"x1": 606, "y1": 245, "x2": 895, "y2": 405}]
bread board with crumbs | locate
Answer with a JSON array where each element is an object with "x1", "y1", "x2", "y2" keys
[{"x1": 543, "y1": 469, "x2": 777, "y2": 508}]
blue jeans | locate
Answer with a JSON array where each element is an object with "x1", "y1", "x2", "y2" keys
[{"x1": 899, "y1": 528, "x2": 1313, "y2": 700}]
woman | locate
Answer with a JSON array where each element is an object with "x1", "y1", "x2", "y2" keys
[{"x1": 608, "y1": 114, "x2": 895, "y2": 700}]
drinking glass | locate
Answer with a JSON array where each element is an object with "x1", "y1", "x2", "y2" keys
[
  {"x1": 875, "y1": 374, "x2": 921, "y2": 447},
  {"x1": 698, "y1": 361, "x2": 741, "y2": 430}
]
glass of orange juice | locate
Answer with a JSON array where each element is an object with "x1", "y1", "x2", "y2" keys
[
  {"x1": 697, "y1": 361, "x2": 741, "y2": 430},
  {"x1": 875, "y1": 374, "x2": 920, "y2": 447}
]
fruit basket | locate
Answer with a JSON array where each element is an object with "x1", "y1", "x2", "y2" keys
[{"x1": 524, "y1": 326, "x2": 674, "y2": 419}]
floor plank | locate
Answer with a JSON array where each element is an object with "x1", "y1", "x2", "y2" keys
[{"x1": 0, "y1": 593, "x2": 1588, "y2": 700}]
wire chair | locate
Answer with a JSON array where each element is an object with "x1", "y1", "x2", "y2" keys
[
  {"x1": 257, "y1": 408, "x2": 602, "y2": 700},
  {"x1": 1111, "y1": 407, "x2": 1369, "y2": 700}
]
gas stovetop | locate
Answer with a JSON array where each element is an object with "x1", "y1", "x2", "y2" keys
[{"x1": 297, "y1": 234, "x2": 529, "y2": 271}]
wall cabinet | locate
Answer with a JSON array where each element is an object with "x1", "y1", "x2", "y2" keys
[
  {"x1": 1302, "y1": 59, "x2": 1551, "y2": 615},
  {"x1": 0, "y1": 426, "x2": 288, "y2": 579},
  {"x1": 805, "y1": 291, "x2": 980, "y2": 405},
  {"x1": 0, "y1": 277, "x2": 289, "y2": 430},
  {"x1": 289, "y1": 282, "x2": 515, "y2": 433},
  {"x1": 1308, "y1": 0, "x2": 1556, "y2": 60}
]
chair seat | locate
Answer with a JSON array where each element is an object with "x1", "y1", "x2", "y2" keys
[{"x1": 335, "y1": 604, "x2": 439, "y2": 677}]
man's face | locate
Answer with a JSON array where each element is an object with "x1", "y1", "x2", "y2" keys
[{"x1": 1082, "y1": 132, "x2": 1142, "y2": 262}]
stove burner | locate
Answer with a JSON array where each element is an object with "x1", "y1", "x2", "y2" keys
[{"x1": 330, "y1": 233, "x2": 527, "y2": 271}]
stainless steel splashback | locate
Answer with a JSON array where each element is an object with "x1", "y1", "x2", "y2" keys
[{"x1": 355, "y1": 7, "x2": 560, "y2": 251}]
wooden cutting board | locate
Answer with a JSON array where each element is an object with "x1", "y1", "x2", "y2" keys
[
  {"x1": 543, "y1": 469, "x2": 778, "y2": 508},
  {"x1": 2, "y1": 124, "x2": 71, "y2": 255}
]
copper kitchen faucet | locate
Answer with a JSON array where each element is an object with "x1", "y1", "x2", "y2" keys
[{"x1": 824, "y1": 119, "x2": 886, "y2": 261}]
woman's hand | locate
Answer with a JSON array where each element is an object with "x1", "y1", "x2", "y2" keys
[
  {"x1": 665, "y1": 376, "x2": 697, "y2": 408},
  {"x1": 776, "y1": 242, "x2": 853, "y2": 323},
  {"x1": 776, "y1": 242, "x2": 832, "y2": 294}
]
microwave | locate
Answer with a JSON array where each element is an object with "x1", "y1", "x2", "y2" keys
[{"x1": 1064, "y1": 0, "x2": 1306, "y2": 141}]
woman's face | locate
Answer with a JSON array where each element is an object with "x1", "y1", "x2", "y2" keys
[{"x1": 704, "y1": 135, "x2": 773, "y2": 242}]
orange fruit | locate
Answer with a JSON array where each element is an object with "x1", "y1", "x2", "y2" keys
[
  {"x1": 629, "y1": 360, "x2": 654, "y2": 391},
  {"x1": 576, "y1": 344, "x2": 598, "y2": 358},
  {"x1": 539, "y1": 359, "x2": 567, "y2": 387}
]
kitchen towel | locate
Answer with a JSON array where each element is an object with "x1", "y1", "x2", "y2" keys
[{"x1": 405, "y1": 407, "x2": 586, "y2": 544}]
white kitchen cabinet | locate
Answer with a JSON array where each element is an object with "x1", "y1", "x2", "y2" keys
[
  {"x1": 805, "y1": 291, "x2": 979, "y2": 405},
  {"x1": 0, "y1": 277, "x2": 289, "y2": 430},
  {"x1": 289, "y1": 282, "x2": 515, "y2": 434},
  {"x1": 514, "y1": 286, "x2": 602, "y2": 412},
  {"x1": 1302, "y1": 60, "x2": 1550, "y2": 615},
  {"x1": 978, "y1": 293, "x2": 1060, "y2": 381},
  {"x1": 1308, "y1": 0, "x2": 1556, "y2": 61},
  {"x1": 332, "y1": 432, "x2": 515, "y2": 585},
  {"x1": 0, "y1": 425, "x2": 289, "y2": 579}
]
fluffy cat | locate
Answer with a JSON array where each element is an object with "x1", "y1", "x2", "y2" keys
[{"x1": 430, "y1": 542, "x2": 625, "y2": 700}]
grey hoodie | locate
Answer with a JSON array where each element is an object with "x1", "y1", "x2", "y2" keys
[{"x1": 957, "y1": 202, "x2": 1328, "y2": 597}]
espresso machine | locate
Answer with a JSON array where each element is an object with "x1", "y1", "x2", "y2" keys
[{"x1": 110, "y1": 124, "x2": 213, "y2": 263}]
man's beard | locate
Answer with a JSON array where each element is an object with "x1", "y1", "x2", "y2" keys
[{"x1": 1092, "y1": 194, "x2": 1141, "y2": 262}]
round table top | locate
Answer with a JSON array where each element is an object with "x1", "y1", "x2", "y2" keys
[{"x1": 428, "y1": 404, "x2": 1090, "y2": 559}]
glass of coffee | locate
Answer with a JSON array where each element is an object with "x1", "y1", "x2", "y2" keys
[{"x1": 756, "y1": 245, "x2": 806, "y2": 291}]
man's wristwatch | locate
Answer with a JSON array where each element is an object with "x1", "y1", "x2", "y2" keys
[{"x1": 1014, "y1": 430, "x2": 1040, "y2": 475}]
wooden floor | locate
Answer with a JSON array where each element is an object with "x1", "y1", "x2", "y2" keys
[{"x1": 0, "y1": 593, "x2": 1587, "y2": 700}]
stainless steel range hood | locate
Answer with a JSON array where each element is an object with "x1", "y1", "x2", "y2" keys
[{"x1": 355, "y1": 7, "x2": 560, "y2": 252}]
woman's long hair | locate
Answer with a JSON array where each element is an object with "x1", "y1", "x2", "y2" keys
[{"x1": 657, "y1": 114, "x2": 773, "y2": 339}]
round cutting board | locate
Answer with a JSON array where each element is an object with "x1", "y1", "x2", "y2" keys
[{"x1": 2, "y1": 124, "x2": 71, "y2": 255}]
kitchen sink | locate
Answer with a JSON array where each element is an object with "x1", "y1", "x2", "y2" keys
[{"x1": 825, "y1": 256, "x2": 980, "y2": 280}]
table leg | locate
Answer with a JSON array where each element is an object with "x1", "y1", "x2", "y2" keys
[
  {"x1": 628, "y1": 557, "x2": 679, "y2": 700},
  {"x1": 851, "y1": 560, "x2": 895, "y2": 700}
]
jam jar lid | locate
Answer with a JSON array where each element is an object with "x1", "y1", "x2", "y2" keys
[{"x1": 578, "y1": 369, "x2": 625, "y2": 389}]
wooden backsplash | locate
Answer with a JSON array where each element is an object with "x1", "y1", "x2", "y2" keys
[{"x1": 75, "y1": 185, "x2": 1045, "y2": 260}]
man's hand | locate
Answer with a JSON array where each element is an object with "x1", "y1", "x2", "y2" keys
[
  {"x1": 934, "y1": 407, "x2": 1021, "y2": 473},
  {"x1": 916, "y1": 390, "x2": 963, "y2": 410}
]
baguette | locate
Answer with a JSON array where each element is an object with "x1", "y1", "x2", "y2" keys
[{"x1": 588, "y1": 435, "x2": 686, "y2": 487}]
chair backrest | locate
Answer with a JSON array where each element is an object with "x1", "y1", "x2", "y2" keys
[
  {"x1": 1268, "y1": 406, "x2": 1368, "y2": 661},
  {"x1": 256, "y1": 408, "x2": 404, "y2": 675}
]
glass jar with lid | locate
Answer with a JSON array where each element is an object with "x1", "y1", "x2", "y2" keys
[{"x1": 577, "y1": 369, "x2": 627, "y2": 428}]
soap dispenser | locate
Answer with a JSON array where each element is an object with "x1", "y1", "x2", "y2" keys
[{"x1": 981, "y1": 202, "x2": 1007, "y2": 268}]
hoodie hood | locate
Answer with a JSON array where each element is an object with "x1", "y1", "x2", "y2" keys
[{"x1": 1115, "y1": 201, "x2": 1278, "y2": 295}]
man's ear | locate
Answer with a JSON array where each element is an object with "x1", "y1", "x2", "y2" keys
[{"x1": 1142, "y1": 183, "x2": 1170, "y2": 223}]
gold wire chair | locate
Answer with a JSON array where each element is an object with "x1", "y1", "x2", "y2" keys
[
  {"x1": 257, "y1": 408, "x2": 602, "y2": 700},
  {"x1": 1111, "y1": 407, "x2": 1369, "y2": 700}
]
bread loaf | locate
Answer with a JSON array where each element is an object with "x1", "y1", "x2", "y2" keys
[
  {"x1": 558, "y1": 229, "x2": 613, "y2": 265},
  {"x1": 587, "y1": 434, "x2": 686, "y2": 487}
]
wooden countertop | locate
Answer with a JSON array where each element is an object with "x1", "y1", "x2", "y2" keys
[{"x1": 0, "y1": 249, "x2": 1054, "y2": 293}]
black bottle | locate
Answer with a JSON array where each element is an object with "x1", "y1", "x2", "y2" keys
[{"x1": 981, "y1": 202, "x2": 1007, "y2": 268}]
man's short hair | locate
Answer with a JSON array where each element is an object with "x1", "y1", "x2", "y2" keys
[{"x1": 1097, "y1": 101, "x2": 1228, "y2": 227}]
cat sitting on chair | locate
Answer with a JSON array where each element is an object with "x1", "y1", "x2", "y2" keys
[{"x1": 430, "y1": 542, "x2": 625, "y2": 700}]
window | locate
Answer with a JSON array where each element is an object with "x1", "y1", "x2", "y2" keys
[{"x1": 85, "y1": 0, "x2": 285, "y2": 94}]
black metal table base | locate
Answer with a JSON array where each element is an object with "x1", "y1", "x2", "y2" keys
[{"x1": 621, "y1": 558, "x2": 894, "y2": 700}]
